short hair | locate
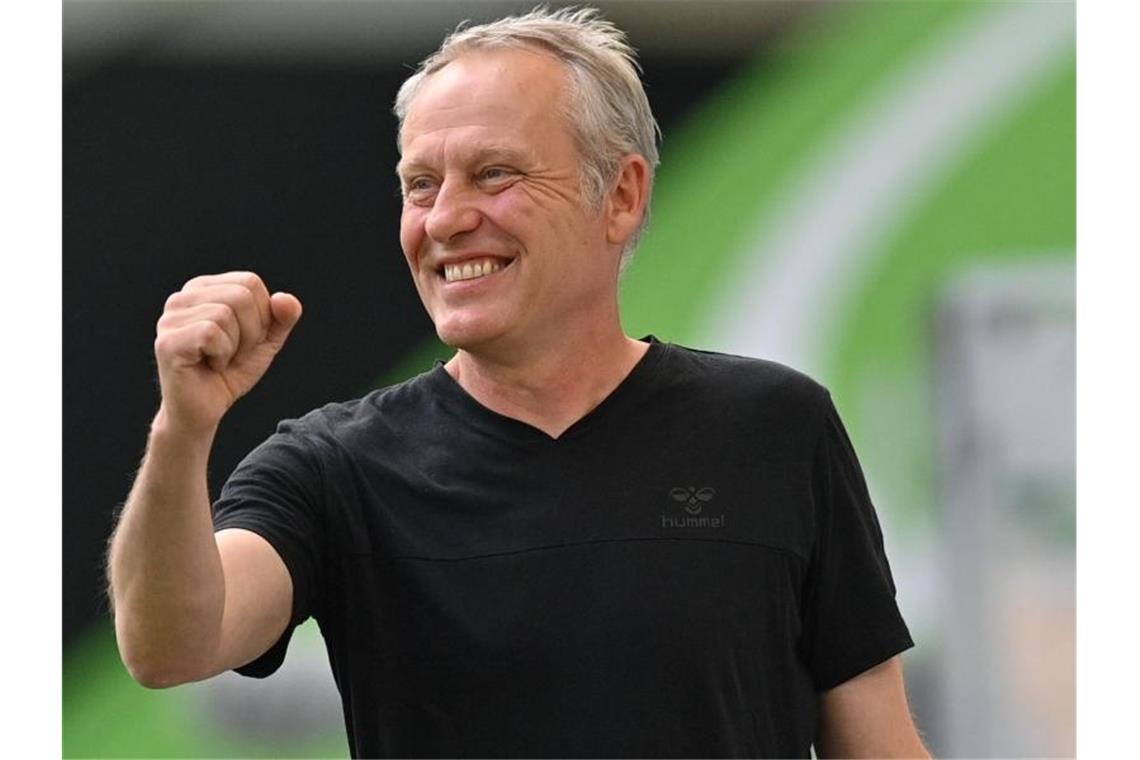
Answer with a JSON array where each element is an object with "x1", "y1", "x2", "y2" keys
[{"x1": 393, "y1": 5, "x2": 662, "y2": 271}]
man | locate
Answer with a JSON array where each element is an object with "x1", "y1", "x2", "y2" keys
[{"x1": 108, "y1": 7, "x2": 929, "y2": 758}]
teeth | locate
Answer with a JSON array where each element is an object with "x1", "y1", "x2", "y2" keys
[{"x1": 443, "y1": 258, "x2": 505, "y2": 282}]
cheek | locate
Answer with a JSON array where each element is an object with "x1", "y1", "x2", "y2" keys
[
  {"x1": 399, "y1": 208, "x2": 426, "y2": 267},
  {"x1": 480, "y1": 192, "x2": 525, "y2": 230},
  {"x1": 481, "y1": 192, "x2": 557, "y2": 254}
]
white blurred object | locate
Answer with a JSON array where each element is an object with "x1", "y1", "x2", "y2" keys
[
  {"x1": 189, "y1": 619, "x2": 344, "y2": 746},
  {"x1": 933, "y1": 258, "x2": 1075, "y2": 758}
]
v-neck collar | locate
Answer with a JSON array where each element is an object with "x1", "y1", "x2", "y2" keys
[{"x1": 428, "y1": 335, "x2": 669, "y2": 445}]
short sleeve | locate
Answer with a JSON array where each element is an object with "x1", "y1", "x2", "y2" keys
[
  {"x1": 211, "y1": 419, "x2": 326, "y2": 678},
  {"x1": 800, "y1": 392, "x2": 914, "y2": 691}
]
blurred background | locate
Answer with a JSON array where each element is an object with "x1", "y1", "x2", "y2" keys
[{"x1": 63, "y1": 1, "x2": 1075, "y2": 757}]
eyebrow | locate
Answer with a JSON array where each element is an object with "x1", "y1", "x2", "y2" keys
[{"x1": 396, "y1": 145, "x2": 533, "y2": 179}]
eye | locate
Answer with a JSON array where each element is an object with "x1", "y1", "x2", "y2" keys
[
  {"x1": 402, "y1": 175, "x2": 439, "y2": 204},
  {"x1": 478, "y1": 166, "x2": 516, "y2": 185},
  {"x1": 406, "y1": 176, "x2": 437, "y2": 193}
]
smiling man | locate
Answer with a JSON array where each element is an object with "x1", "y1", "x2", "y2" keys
[
  {"x1": 107, "y1": 7, "x2": 929, "y2": 758},
  {"x1": 396, "y1": 40, "x2": 654, "y2": 436}
]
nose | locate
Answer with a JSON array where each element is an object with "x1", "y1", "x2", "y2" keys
[{"x1": 424, "y1": 177, "x2": 481, "y2": 243}]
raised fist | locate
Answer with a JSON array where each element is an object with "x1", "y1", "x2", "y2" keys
[{"x1": 153, "y1": 272, "x2": 302, "y2": 433}]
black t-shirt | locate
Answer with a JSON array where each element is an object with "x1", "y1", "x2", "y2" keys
[{"x1": 212, "y1": 336, "x2": 914, "y2": 758}]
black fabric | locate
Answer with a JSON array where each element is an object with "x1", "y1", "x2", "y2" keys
[{"x1": 212, "y1": 336, "x2": 914, "y2": 758}]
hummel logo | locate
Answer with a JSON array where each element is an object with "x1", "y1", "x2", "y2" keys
[
  {"x1": 662, "y1": 486, "x2": 724, "y2": 529},
  {"x1": 670, "y1": 486, "x2": 716, "y2": 515}
]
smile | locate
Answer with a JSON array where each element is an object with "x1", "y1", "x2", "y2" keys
[{"x1": 440, "y1": 257, "x2": 513, "y2": 283}]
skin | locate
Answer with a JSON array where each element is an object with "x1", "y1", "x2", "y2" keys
[
  {"x1": 108, "y1": 43, "x2": 929, "y2": 758},
  {"x1": 397, "y1": 47, "x2": 650, "y2": 438},
  {"x1": 817, "y1": 656, "x2": 931, "y2": 758},
  {"x1": 107, "y1": 272, "x2": 299, "y2": 687}
]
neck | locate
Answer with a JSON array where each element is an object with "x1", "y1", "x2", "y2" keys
[{"x1": 444, "y1": 323, "x2": 649, "y2": 439}]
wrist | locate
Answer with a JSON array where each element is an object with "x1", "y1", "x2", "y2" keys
[{"x1": 150, "y1": 404, "x2": 220, "y2": 456}]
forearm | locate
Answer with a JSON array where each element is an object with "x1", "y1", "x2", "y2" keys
[
  {"x1": 815, "y1": 656, "x2": 931, "y2": 758},
  {"x1": 815, "y1": 725, "x2": 931, "y2": 759},
  {"x1": 108, "y1": 407, "x2": 226, "y2": 688}
]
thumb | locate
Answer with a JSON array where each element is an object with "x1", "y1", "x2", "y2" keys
[{"x1": 266, "y1": 291, "x2": 303, "y2": 346}]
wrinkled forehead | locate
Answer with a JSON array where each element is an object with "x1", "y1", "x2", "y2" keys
[{"x1": 399, "y1": 47, "x2": 575, "y2": 154}]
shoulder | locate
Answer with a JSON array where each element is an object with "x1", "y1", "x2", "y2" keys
[
  {"x1": 660, "y1": 341, "x2": 832, "y2": 423},
  {"x1": 272, "y1": 368, "x2": 438, "y2": 452}
]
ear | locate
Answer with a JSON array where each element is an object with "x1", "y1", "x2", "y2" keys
[{"x1": 604, "y1": 154, "x2": 651, "y2": 248}]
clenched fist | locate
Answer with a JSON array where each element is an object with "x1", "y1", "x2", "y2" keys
[{"x1": 153, "y1": 272, "x2": 302, "y2": 434}]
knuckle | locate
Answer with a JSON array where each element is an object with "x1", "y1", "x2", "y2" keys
[
  {"x1": 200, "y1": 320, "x2": 226, "y2": 341},
  {"x1": 212, "y1": 304, "x2": 242, "y2": 338},
  {"x1": 181, "y1": 275, "x2": 206, "y2": 291},
  {"x1": 155, "y1": 310, "x2": 178, "y2": 334},
  {"x1": 220, "y1": 271, "x2": 263, "y2": 300},
  {"x1": 237, "y1": 271, "x2": 264, "y2": 291},
  {"x1": 234, "y1": 287, "x2": 265, "y2": 326},
  {"x1": 154, "y1": 331, "x2": 185, "y2": 360},
  {"x1": 200, "y1": 322, "x2": 233, "y2": 354},
  {"x1": 164, "y1": 291, "x2": 186, "y2": 312},
  {"x1": 210, "y1": 301, "x2": 235, "y2": 323},
  {"x1": 234, "y1": 283, "x2": 257, "y2": 308}
]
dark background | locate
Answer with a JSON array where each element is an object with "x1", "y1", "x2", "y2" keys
[{"x1": 64, "y1": 1, "x2": 811, "y2": 647}]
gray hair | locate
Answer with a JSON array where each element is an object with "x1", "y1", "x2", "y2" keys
[{"x1": 393, "y1": 6, "x2": 662, "y2": 271}]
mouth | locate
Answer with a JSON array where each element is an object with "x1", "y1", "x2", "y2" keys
[{"x1": 436, "y1": 256, "x2": 515, "y2": 284}]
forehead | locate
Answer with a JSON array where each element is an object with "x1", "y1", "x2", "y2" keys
[{"x1": 399, "y1": 47, "x2": 575, "y2": 162}]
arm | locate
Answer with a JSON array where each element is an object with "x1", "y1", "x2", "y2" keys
[
  {"x1": 107, "y1": 272, "x2": 302, "y2": 688},
  {"x1": 815, "y1": 655, "x2": 930, "y2": 759},
  {"x1": 108, "y1": 417, "x2": 294, "y2": 687}
]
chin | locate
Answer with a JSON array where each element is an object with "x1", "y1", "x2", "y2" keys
[{"x1": 432, "y1": 313, "x2": 508, "y2": 351}]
